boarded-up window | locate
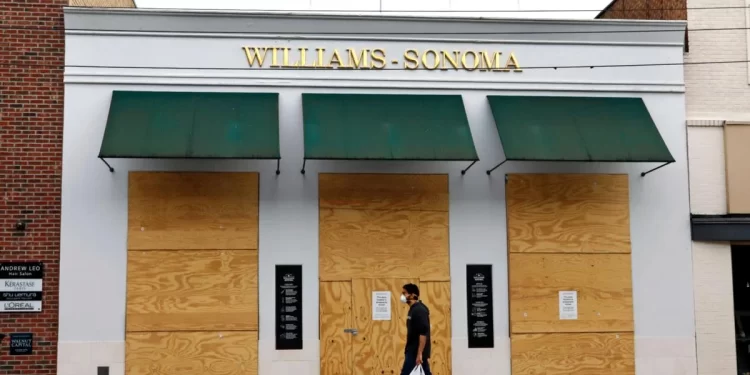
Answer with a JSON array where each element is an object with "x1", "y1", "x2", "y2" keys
[{"x1": 725, "y1": 124, "x2": 750, "y2": 213}]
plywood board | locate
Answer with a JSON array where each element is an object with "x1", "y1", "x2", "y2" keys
[
  {"x1": 128, "y1": 172, "x2": 259, "y2": 250},
  {"x1": 351, "y1": 278, "x2": 415, "y2": 375},
  {"x1": 126, "y1": 331, "x2": 258, "y2": 375},
  {"x1": 509, "y1": 253, "x2": 633, "y2": 333},
  {"x1": 506, "y1": 174, "x2": 630, "y2": 254},
  {"x1": 418, "y1": 281, "x2": 452, "y2": 375},
  {"x1": 319, "y1": 173, "x2": 449, "y2": 212},
  {"x1": 320, "y1": 208, "x2": 449, "y2": 281},
  {"x1": 725, "y1": 124, "x2": 750, "y2": 213},
  {"x1": 511, "y1": 332, "x2": 634, "y2": 375},
  {"x1": 127, "y1": 250, "x2": 258, "y2": 332},
  {"x1": 320, "y1": 281, "x2": 353, "y2": 375}
]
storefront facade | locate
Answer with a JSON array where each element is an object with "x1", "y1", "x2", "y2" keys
[{"x1": 60, "y1": 8, "x2": 694, "y2": 375}]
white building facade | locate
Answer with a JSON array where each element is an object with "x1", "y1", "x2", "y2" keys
[{"x1": 60, "y1": 7, "x2": 694, "y2": 375}]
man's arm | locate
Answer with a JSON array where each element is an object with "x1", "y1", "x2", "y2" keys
[
  {"x1": 417, "y1": 335, "x2": 427, "y2": 361},
  {"x1": 415, "y1": 309, "x2": 429, "y2": 363}
]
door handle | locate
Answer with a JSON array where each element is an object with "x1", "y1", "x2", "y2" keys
[{"x1": 343, "y1": 328, "x2": 358, "y2": 336}]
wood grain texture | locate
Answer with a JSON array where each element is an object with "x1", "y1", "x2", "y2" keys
[
  {"x1": 725, "y1": 124, "x2": 750, "y2": 213},
  {"x1": 318, "y1": 173, "x2": 452, "y2": 375},
  {"x1": 126, "y1": 250, "x2": 258, "y2": 332},
  {"x1": 506, "y1": 174, "x2": 630, "y2": 254},
  {"x1": 352, "y1": 279, "x2": 414, "y2": 375},
  {"x1": 418, "y1": 281, "x2": 451, "y2": 375},
  {"x1": 509, "y1": 253, "x2": 633, "y2": 333},
  {"x1": 320, "y1": 282, "x2": 353, "y2": 375},
  {"x1": 319, "y1": 208, "x2": 449, "y2": 281},
  {"x1": 126, "y1": 331, "x2": 258, "y2": 375},
  {"x1": 128, "y1": 172, "x2": 259, "y2": 250},
  {"x1": 511, "y1": 332, "x2": 635, "y2": 375},
  {"x1": 319, "y1": 173, "x2": 449, "y2": 212}
]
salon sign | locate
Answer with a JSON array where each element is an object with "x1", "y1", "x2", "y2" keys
[{"x1": 0, "y1": 262, "x2": 43, "y2": 313}]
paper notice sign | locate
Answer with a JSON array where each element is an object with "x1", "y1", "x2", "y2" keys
[
  {"x1": 559, "y1": 291, "x2": 578, "y2": 320},
  {"x1": 372, "y1": 291, "x2": 391, "y2": 321}
]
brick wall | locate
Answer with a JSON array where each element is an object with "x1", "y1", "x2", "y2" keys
[
  {"x1": 597, "y1": 0, "x2": 687, "y2": 20},
  {"x1": 0, "y1": 1, "x2": 66, "y2": 374},
  {"x1": 69, "y1": 0, "x2": 135, "y2": 7},
  {"x1": 685, "y1": 0, "x2": 750, "y2": 120},
  {"x1": 596, "y1": 0, "x2": 688, "y2": 50}
]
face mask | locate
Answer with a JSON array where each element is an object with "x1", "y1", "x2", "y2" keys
[{"x1": 400, "y1": 294, "x2": 408, "y2": 304}]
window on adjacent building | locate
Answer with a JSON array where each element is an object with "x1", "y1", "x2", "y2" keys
[{"x1": 725, "y1": 124, "x2": 750, "y2": 213}]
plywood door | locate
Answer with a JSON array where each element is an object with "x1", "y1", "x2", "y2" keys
[
  {"x1": 319, "y1": 174, "x2": 451, "y2": 375},
  {"x1": 321, "y1": 279, "x2": 451, "y2": 375},
  {"x1": 351, "y1": 278, "x2": 413, "y2": 375},
  {"x1": 415, "y1": 281, "x2": 452, "y2": 375},
  {"x1": 321, "y1": 281, "x2": 353, "y2": 375},
  {"x1": 506, "y1": 174, "x2": 634, "y2": 375}
]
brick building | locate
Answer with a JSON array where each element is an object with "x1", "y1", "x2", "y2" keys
[
  {"x1": 600, "y1": 1, "x2": 750, "y2": 375},
  {"x1": 1, "y1": 2, "x2": 132, "y2": 375}
]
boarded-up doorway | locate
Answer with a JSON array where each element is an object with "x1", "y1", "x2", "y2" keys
[
  {"x1": 506, "y1": 174, "x2": 635, "y2": 375},
  {"x1": 125, "y1": 172, "x2": 259, "y2": 375},
  {"x1": 318, "y1": 174, "x2": 452, "y2": 375}
]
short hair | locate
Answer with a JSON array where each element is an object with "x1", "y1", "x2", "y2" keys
[{"x1": 403, "y1": 283, "x2": 420, "y2": 297}]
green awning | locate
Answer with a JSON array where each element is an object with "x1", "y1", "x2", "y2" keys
[
  {"x1": 99, "y1": 91, "x2": 280, "y2": 159},
  {"x1": 487, "y1": 95, "x2": 674, "y2": 163},
  {"x1": 302, "y1": 94, "x2": 478, "y2": 161}
]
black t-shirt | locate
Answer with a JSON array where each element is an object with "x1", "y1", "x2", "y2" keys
[{"x1": 405, "y1": 301, "x2": 431, "y2": 358}]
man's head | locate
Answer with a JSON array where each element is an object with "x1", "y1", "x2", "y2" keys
[{"x1": 401, "y1": 283, "x2": 420, "y2": 305}]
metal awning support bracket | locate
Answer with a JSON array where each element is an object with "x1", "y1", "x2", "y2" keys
[
  {"x1": 486, "y1": 159, "x2": 508, "y2": 175},
  {"x1": 100, "y1": 157, "x2": 114, "y2": 173},
  {"x1": 461, "y1": 160, "x2": 478, "y2": 175},
  {"x1": 640, "y1": 161, "x2": 673, "y2": 177}
]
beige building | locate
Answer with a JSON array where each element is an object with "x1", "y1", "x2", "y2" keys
[{"x1": 600, "y1": 1, "x2": 750, "y2": 374}]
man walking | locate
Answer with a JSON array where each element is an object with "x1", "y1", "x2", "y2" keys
[{"x1": 400, "y1": 283, "x2": 432, "y2": 375}]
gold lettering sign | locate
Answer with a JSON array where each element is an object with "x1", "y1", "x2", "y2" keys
[{"x1": 242, "y1": 46, "x2": 522, "y2": 72}]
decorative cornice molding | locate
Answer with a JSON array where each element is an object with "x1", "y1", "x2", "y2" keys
[
  {"x1": 63, "y1": 7, "x2": 687, "y2": 47},
  {"x1": 64, "y1": 29, "x2": 686, "y2": 48},
  {"x1": 62, "y1": 71, "x2": 686, "y2": 93},
  {"x1": 63, "y1": 6, "x2": 688, "y2": 27}
]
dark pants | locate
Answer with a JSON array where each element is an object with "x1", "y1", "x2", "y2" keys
[{"x1": 400, "y1": 351, "x2": 432, "y2": 375}]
